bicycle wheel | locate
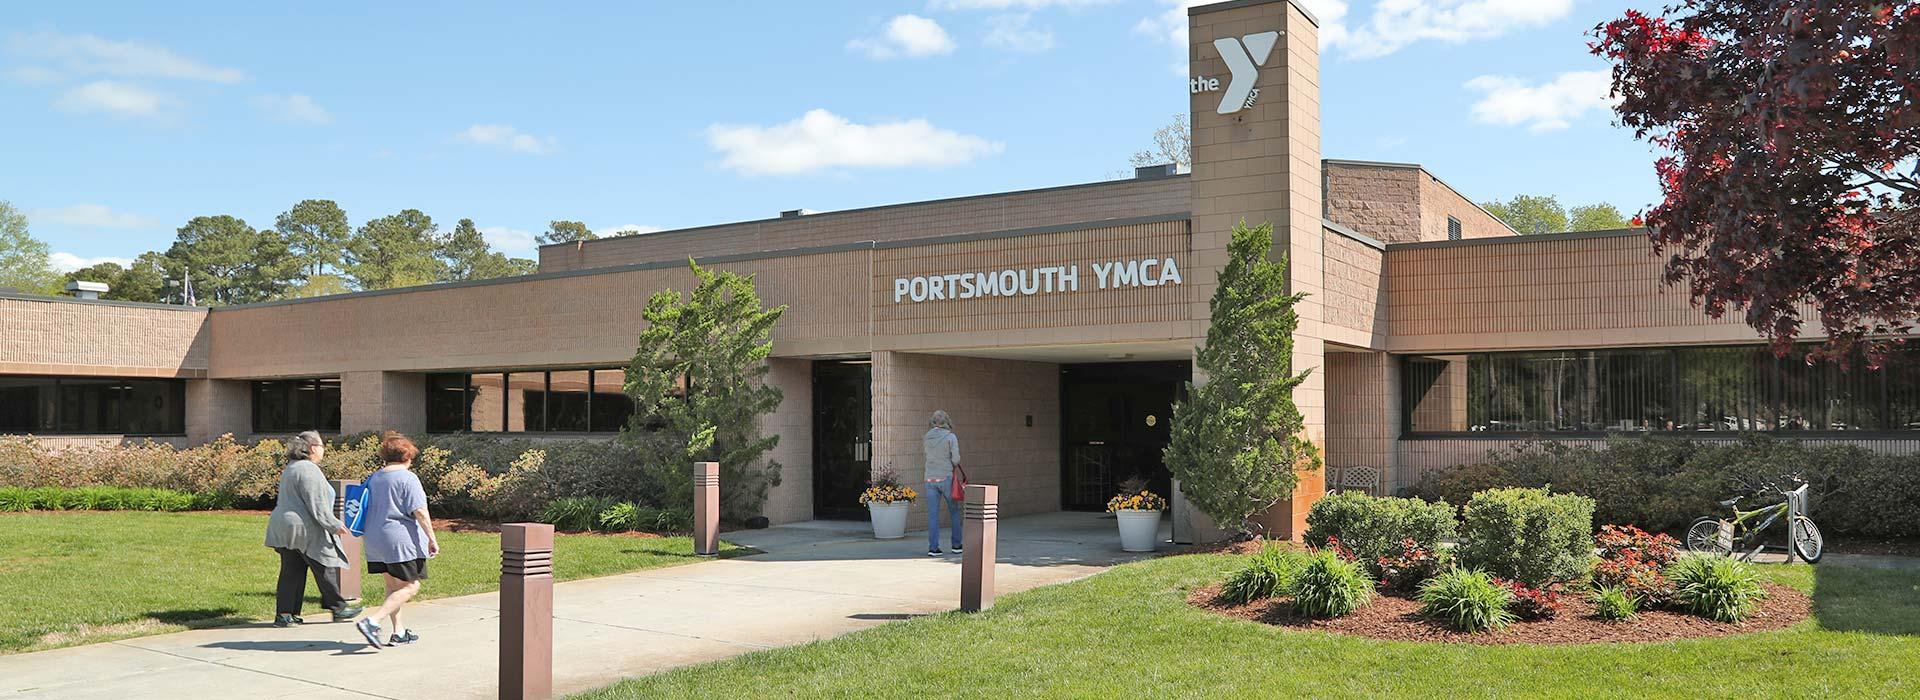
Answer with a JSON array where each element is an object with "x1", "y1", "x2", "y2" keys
[
  {"x1": 1792, "y1": 516, "x2": 1824, "y2": 564},
  {"x1": 1686, "y1": 517, "x2": 1731, "y2": 556}
]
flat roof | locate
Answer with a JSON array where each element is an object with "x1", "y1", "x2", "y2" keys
[{"x1": 1385, "y1": 227, "x2": 1648, "y2": 251}]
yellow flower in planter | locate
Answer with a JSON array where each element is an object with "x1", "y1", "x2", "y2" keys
[{"x1": 1106, "y1": 489, "x2": 1168, "y2": 513}]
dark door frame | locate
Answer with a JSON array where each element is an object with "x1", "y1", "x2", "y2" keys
[
  {"x1": 811, "y1": 359, "x2": 873, "y2": 520},
  {"x1": 1058, "y1": 360, "x2": 1190, "y2": 511}
]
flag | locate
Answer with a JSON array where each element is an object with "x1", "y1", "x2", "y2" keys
[{"x1": 182, "y1": 268, "x2": 196, "y2": 307}]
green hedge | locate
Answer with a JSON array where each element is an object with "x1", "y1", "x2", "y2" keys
[
  {"x1": 1406, "y1": 435, "x2": 1919, "y2": 539},
  {"x1": 1304, "y1": 491, "x2": 1457, "y2": 570},
  {"x1": 0, "y1": 486, "x2": 227, "y2": 512},
  {"x1": 1456, "y1": 487, "x2": 1595, "y2": 586}
]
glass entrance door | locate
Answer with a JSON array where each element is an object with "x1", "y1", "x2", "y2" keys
[
  {"x1": 1060, "y1": 361, "x2": 1188, "y2": 511},
  {"x1": 812, "y1": 360, "x2": 872, "y2": 520}
]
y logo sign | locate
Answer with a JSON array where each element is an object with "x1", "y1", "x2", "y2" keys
[{"x1": 1211, "y1": 31, "x2": 1279, "y2": 114}]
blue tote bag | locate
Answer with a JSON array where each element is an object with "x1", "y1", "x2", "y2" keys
[{"x1": 343, "y1": 479, "x2": 371, "y2": 537}]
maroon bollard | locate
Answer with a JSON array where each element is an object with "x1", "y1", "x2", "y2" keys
[
  {"x1": 330, "y1": 479, "x2": 362, "y2": 602},
  {"x1": 960, "y1": 484, "x2": 999, "y2": 613},
  {"x1": 501, "y1": 523, "x2": 554, "y2": 700},
  {"x1": 694, "y1": 462, "x2": 720, "y2": 556}
]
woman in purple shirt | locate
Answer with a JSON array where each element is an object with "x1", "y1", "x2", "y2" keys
[{"x1": 353, "y1": 431, "x2": 440, "y2": 650}]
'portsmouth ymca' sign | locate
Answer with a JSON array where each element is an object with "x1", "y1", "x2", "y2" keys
[{"x1": 892, "y1": 257, "x2": 1183, "y2": 303}]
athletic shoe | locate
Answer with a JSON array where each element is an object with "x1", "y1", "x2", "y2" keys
[
  {"x1": 331, "y1": 605, "x2": 363, "y2": 622},
  {"x1": 952, "y1": 545, "x2": 963, "y2": 554},
  {"x1": 273, "y1": 614, "x2": 303, "y2": 628},
  {"x1": 928, "y1": 548, "x2": 942, "y2": 556},
  {"x1": 387, "y1": 629, "x2": 419, "y2": 646},
  {"x1": 354, "y1": 618, "x2": 383, "y2": 651}
]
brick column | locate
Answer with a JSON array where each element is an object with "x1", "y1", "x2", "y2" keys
[
  {"x1": 340, "y1": 371, "x2": 425, "y2": 435},
  {"x1": 960, "y1": 484, "x2": 998, "y2": 613},
  {"x1": 500, "y1": 524, "x2": 554, "y2": 700},
  {"x1": 694, "y1": 462, "x2": 720, "y2": 556},
  {"x1": 185, "y1": 379, "x2": 249, "y2": 444},
  {"x1": 331, "y1": 479, "x2": 362, "y2": 602}
]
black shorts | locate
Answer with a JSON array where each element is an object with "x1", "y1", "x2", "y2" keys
[{"x1": 368, "y1": 558, "x2": 429, "y2": 582}]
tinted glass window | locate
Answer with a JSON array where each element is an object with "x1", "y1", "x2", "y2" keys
[{"x1": 0, "y1": 376, "x2": 183, "y2": 435}]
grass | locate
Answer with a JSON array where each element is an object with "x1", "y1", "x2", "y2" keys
[
  {"x1": 577, "y1": 552, "x2": 1920, "y2": 699},
  {"x1": 0, "y1": 511, "x2": 742, "y2": 654}
]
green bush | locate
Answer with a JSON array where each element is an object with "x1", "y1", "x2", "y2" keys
[
  {"x1": 1285, "y1": 550, "x2": 1373, "y2": 618},
  {"x1": 1457, "y1": 487, "x2": 1595, "y2": 586},
  {"x1": 597, "y1": 502, "x2": 641, "y2": 531},
  {"x1": 1590, "y1": 586, "x2": 1638, "y2": 621},
  {"x1": 1667, "y1": 555, "x2": 1767, "y2": 622},
  {"x1": 1218, "y1": 544, "x2": 1305, "y2": 606},
  {"x1": 1305, "y1": 491, "x2": 1457, "y2": 570},
  {"x1": 1406, "y1": 435, "x2": 1915, "y2": 538},
  {"x1": 0, "y1": 485, "x2": 211, "y2": 512},
  {"x1": 0, "y1": 487, "x2": 29, "y2": 512},
  {"x1": 1418, "y1": 568, "x2": 1517, "y2": 633},
  {"x1": 539, "y1": 496, "x2": 617, "y2": 532}
]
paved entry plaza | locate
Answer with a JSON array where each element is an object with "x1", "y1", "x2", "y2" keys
[{"x1": 0, "y1": 512, "x2": 1167, "y2": 699}]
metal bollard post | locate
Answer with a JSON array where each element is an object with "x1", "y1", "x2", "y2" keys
[
  {"x1": 961, "y1": 484, "x2": 998, "y2": 613},
  {"x1": 330, "y1": 479, "x2": 362, "y2": 602},
  {"x1": 694, "y1": 462, "x2": 720, "y2": 556},
  {"x1": 501, "y1": 523, "x2": 554, "y2": 700}
]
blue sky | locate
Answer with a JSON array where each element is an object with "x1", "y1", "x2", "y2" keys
[{"x1": 1, "y1": 0, "x2": 1658, "y2": 270}]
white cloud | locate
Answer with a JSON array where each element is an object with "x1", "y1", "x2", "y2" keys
[
  {"x1": 49, "y1": 252, "x2": 134, "y2": 272},
  {"x1": 848, "y1": 15, "x2": 956, "y2": 59},
  {"x1": 1465, "y1": 70, "x2": 1612, "y2": 132},
  {"x1": 479, "y1": 226, "x2": 538, "y2": 254},
  {"x1": 1138, "y1": 0, "x2": 1565, "y2": 60},
  {"x1": 28, "y1": 204, "x2": 156, "y2": 229},
  {"x1": 598, "y1": 224, "x2": 663, "y2": 237},
  {"x1": 5, "y1": 65, "x2": 63, "y2": 84},
  {"x1": 456, "y1": 124, "x2": 555, "y2": 155},
  {"x1": 53, "y1": 80, "x2": 167, "y2": 118},
  {"x1": 7, "y1": 30, "x2": 245, "y2": 83},
  {"x1": 984, "y1": 14, "x2": 1056, "y2": 52},
  {"x1": 706, "y1": 108, "x2": 1003, "y2": 176},
  {"x1": 931, "y1": 0, "x2": 1115, "y2": 8},
  {"x1": 251, "y1": 93, "x2": 332, "y2": 125}
]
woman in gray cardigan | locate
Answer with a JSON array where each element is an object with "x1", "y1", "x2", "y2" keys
[{"x1": 264, "y1": 431, "x2": 360, "y2": 627}]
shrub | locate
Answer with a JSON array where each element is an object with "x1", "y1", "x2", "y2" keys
[
  {"x1": 1495, "y1": 578, "x2": 1565, "y2": 621},
  {"x1": 597, "y1": 502, "x2": 642, "y2": 531},
  {"x1": 1593, "y1": 525, "x2": 1680, "y2": 604},
  {"x1": 1418, "y1": 568, "x2": 1517, "y2": 633},
  {"x1": 1375, "y1": 538, "x2": 1448, "y2": 593},
  {"x1": 0, "y1": 485, "x2": 208, "y2": 512},
  {"x1": 1305, "y1": 492, "x2": 1457, "y2": 576},
  {"x1": 1590, "y1": 586, "x2": 1639, "y2": 621},
  {"x1": 0, "y1": 487, "x2": 31, "y2": 512},
  {"x1": 1218, "y1": 543, "x2": 1305, "y2": 606},
  {"x1": 1457, "y1": 487, "x2": 1595, "y2": 586},
  {"x1": 1667, "y1": 555, "x2": 1767, "y2": 622},
  {"x1": 1286, "y1": 550, "x2": 1374, "y2": 618},
  {"x1": 540, "y1": 496, "x2": 617, "y2": 532}
]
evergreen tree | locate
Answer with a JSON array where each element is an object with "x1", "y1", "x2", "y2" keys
[
  {"x1": 621, "y1": 260, "x2": 787, "y2": 520},
  {"x1": 1164, "y1": 219, "x2": 1321, "y2": 539},
  {"x1": 345, "y1": 209, "x2": 443, "y2": 290},
  {"x1": 0, "y1": 201, "x2": 61, "y2": 295},
  {"x1": 275, "y1": 199, "x2": 351, "y2": 276},
  {"x1": 538, "y1": 220, "x2": 596, "y2": 245},
  {"x1": 164, "y1": 215, "x2": 302, "y2": 304},
  {"x1": 439, "y1": 218, "x2": 534, "y2": 282}
]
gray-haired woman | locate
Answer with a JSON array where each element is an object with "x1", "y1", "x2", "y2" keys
[
  {"x1": 263, "y1": 431, "x2": 360, "y2": 627},
  {"x1": 923, "y1": 410, "x2": 963, "y2": 556}
]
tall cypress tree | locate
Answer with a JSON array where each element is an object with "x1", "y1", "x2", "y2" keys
[{"x1": 1164, "y1": 219, "x2": 1321, "y2": 539}]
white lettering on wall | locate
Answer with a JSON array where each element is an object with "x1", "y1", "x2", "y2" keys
[{"x1": 892, "y1": 258, "x2": 1181, "y2": 304}]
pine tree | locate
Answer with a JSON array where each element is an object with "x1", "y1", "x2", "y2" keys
[
  {"x1": 621, "y1": 260, "x2": 787, "y2": 520},
  {"x1": 1164, "y1": 219, "x2": 1322, "y2": 539}
]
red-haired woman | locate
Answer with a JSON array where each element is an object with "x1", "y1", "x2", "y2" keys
[{"x1": 352, "y1": 431, "x2": 439, "y2": 650}]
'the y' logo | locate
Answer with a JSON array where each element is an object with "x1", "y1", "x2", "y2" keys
[{"x1": 1210, "y1": 31, "x2": 1279, "y2": 114}]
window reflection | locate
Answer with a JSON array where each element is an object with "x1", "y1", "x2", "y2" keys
[{"x1": 426, "y1": 367, "x2": 635, "y2": 434}]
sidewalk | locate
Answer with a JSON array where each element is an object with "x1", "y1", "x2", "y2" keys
[{"x1": 0, "y1": 512, "x2": 1163, "y2": 699}]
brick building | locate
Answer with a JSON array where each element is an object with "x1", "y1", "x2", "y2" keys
[{"x1": 6, "y1": 0, "x2": 1916, "y2": 537}]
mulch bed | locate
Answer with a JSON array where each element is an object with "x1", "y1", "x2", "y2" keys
[{"x1": 1187, "y1": 580, "x2": 1811, "y2": 645}]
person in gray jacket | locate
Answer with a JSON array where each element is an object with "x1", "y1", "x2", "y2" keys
[
  {"x1": 923, "y1": 410, "x2": 963, "y2": 556},
  {"x1": 264, "y1": 431, "x2": 360, "y2": 627}
]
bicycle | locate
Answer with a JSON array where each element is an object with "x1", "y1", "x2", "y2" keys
[{"x1": 1684, "y1": 482, "x2": 1823, "y2": 564}]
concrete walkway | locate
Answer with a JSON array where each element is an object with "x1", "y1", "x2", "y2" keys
[{"x1": 0, "y1": 511, "x2": 1165, "y2": 699}]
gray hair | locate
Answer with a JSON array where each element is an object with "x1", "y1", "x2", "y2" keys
[
  {"x1": 929, "y1": 410, "x2": 953, "y2": 430},
  {"x1": 285, "y1": 431, "x2": 325, "y2": 462}
]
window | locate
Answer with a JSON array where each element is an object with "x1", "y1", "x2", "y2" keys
[
  {"x1": 1446, "y1": 215, "x2": 1462, "y2": 241},
  {"x1": 0, "y1": 376, "x2": 184, "y2": 435},
  {"x1": 426, "y1": 367, "x2": 633, "y2": 434},
  {"x1": 1402, "y1": 344, "x2": 1908, "y2": 434},
  {"x1": 252, "y1": 378, "x2": 342, "y2": 433}
]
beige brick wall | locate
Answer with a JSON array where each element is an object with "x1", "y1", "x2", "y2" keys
[
  {"x1": 539, "y1": 178, "x2": 1191, "y2": 272},
  {"x1": 1321, "y1": 230, "x2": 1385, "y2": 348},
  {"x1": 1385, "y1": 232, "x2": 1763, "y2": 352},
  {"x1": 760, "y1": 358, "x2": 813, "y2": 525},
  {"x1": 186, "y1": 379, "x2": 250, "y2": 443},
  {"x1": 341, "y1": 371, "x2": 425, "y2": 435},
  {"x1": 1325, "y1": 350, "x2": 1397, "y2": 490},
  {"x1": 0, "y1": 296, "x2": 208, "y2": 378},
  {"x1": 1324, "y1": 163, "x2": 1422, "y2": 242},
  {"x1": 871, "y1": 351, "x2": 1060, "y2": 523},
  {"x1": 1419, "y1": 171, "x2": 1514, "y2": 241}
]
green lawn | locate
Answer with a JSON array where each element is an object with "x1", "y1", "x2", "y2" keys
[
  {"x1": 578, "y1": 552, "x2": 1920, "y2": 699},
  {"x1": 0, "y1": 511, "x2": 741, "y2": 654}
]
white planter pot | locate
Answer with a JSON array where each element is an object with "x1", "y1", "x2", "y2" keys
[
  {"x1": 1115, "y1": 509, "x2": 1162, "y2": 552},
  {"x1": 869, "y1": 501, "x2": 910, "y2": 539}
]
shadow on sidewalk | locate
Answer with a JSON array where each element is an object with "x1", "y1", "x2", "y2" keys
[{"x1": 200, "y1": 640, "x2": 375, "y2": 655}]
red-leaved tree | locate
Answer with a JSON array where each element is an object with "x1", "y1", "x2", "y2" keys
[{"x1": 1593, "y1": 2, "x2": 1920, "y2": 360}]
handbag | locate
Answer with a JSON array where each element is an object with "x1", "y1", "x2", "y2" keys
[
  {"x1": 342, "y1": 475, "x2": 372, "y2": 538},
  {"x1": 950, "y1": 464, "x2": 968, "y2": 502}
]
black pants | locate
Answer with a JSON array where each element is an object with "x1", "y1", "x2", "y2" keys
[{"x1": 275, "y1": 547, "x2": 347, "y2": 615}]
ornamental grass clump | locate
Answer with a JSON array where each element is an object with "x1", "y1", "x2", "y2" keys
[
  {"x1": 1590, "y1": 586, "x2": 1639, "y2": 622},
  {"x1": 1286, "y1": 550, "x2": 1374, "y2": 618},
  {"x1": 1417, "y1": 568, "x2": 1517, "y2": 633},
  {"x1": 1218, "y1": 543, "x2": 1305, "y2": 606},
  {"x1": 1667, "y1": 555, "x2": 1766, "y2": 622}
]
